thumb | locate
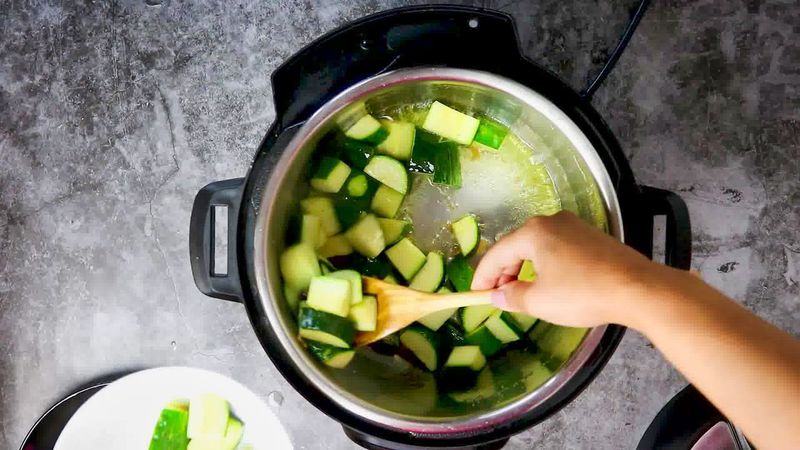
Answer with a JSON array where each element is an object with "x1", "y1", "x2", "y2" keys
[{"x1": 490, "y1": 281, "x2": 540, "y2": 314}]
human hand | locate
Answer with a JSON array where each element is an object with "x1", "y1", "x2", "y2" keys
[{"x1": 472, "y1": 211, "x2": 671, "y2": 328}]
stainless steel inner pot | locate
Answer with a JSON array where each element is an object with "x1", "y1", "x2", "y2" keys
[{"x1": 255, "y1": 68, "x2": 624, "y2": 434}]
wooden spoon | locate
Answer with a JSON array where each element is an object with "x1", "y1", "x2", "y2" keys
[{"x1": 355, "y1": 276, "x2": 494, "y2": 346}]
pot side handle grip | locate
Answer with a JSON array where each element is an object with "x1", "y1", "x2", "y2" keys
[
  {"x1": 189, "y1": 178, "x2": 245, "y2": 303},
  {"x1": 640, "y1": 185, "x2": 692, "y2": 270}
]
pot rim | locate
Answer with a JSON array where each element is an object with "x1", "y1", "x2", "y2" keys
[{"x1": 255, "y1": 67, "x2": 624, "y2": 433}]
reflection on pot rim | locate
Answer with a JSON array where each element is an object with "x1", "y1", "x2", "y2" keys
[{"x1": 255, "y1": 67, "x2": 624, "y2": 434}]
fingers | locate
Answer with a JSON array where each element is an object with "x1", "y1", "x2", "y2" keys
[
  {"x1": 497, "y1": 273, "x2": 517, "y2": 286},
  {"x1": 471, "y1": 228, "x2": 532, "y2": 290},
  {"x1": 489, "y1": 281, "x2": 537, "y2": 314}
]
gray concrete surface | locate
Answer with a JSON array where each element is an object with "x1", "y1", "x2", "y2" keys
[{"x1": 1, "y1": 0, "x2": 798, "y2": 448}]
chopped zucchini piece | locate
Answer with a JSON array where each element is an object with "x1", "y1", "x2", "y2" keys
[
  {"x1": 508, "y1": 312, "x2": 538, "y2": 332},
  {"x1": 148, "y1": 406, "x2": 189, "y2": 450},
  {"x1": 300, "y1": 214, "x2": 325, "y2": 248},
  {"x1": 432, "y1": 144, "x2": 462, "y2": 188},
  {"x1": 301, "y1": 197, "x2": 341, "y2": 236},
  {"x1": 484, "y1": 310, "x2": 523, "y2": 343},
  {"x1": 400, "y1": 324, "x2": 441, "y2": 371},
  {"x1": 283, "y1": 284, "x2": 302, "y2": 313},
  {"x1": 445, "y1": 345, "x2": 487, "y2": 370},
  {"x1": 464, "y1": 324, "x2": 504, "y2": 357},
  {"x1": 279, "y1": 242, "x2": 320, "y2": 291},
  {"x1": 328, "y1": 269, "x2": 363, "y2": 305},
  {"x1": 517, "y1": 259, "x2": 537, "y2": 281},
  {"x1": 306, "y1": 275, "x2": 351, "y2": 317},
  {"x1": 344, "y1": 213, "x2": 386, "y2": 258},
  {"x1": 473, "y1": 118, "x2": 509, "y2": 149},
  {"x1": 460, "y1": 304, "x2": 498, "y2": 333},
  {"x1": 307, "y1": 341, "x2": 356, "y2": 368},
  {"x1": 376, "y1": 120, "x2": 416, "y2": 160},
  {"x1": 451, "y1": 215, "x2": 480, "y2": 256},
  {"x1": 409, "y1": 128, "x2": 455, "y2": 174},
  {"x1": 187, "y1": 437, "x2": 224, "y2": 450},
  {"x1": 522, "y1": 357, "x2": 554, "y2": 391},
  {"x1": 334, "y1": 197, "x2": 367, "y2": 229},
  {"x1": 409, "y1": 252, "x2": 444, "y2": 292},
  {"x1": 345, "y1": 114, "x2": 388, "y2": 145},
  {"x1": 418, "y1": 307, "x2": 456, "y2": 331},
  {"x1": 187, "y1": 393, "x2": 229, "y2": 440},
  {"x1": 319, "y1": 258, "x2": 336, "y2": 274},
  {"x1": 318, "y1": 234, "x2": 353, "y2": 258},
  {"x1": 422, "y1": 101, "x2": 480, "y2": 145},
  {"x1": 537, "y1": 326, "x2": 589, "y2": 363},
  {"x1": 222, "y1": 418, "x2": 243, "y2": 450},
  {"x1": 298, "y1": 306, "x2": 355, "y2": 348},
  {"x1": 349, "y1": 295, "x2": 377, "y2": 331},
  {"x1": 385, "y1": 237, "x2": 427, "y2": 280},
  {"x1": 528, "y1": 321, "x2": 553, "y2": 342},
  {"x1": 438, "y1": 321, "x2": 466, "y2": 347},
  {"x1": 417, "y1": 286, "x2": 456, "y2": 331},
  {"x1": 446, "y1": 256, "x2": 474, "y2": 292},
  {"x1": 345, "y1": 171, "x2": 371, "y2": 197},
  {"x1": 310, "y1": 157, "x2": 351, "y2": 193},
  {"x1": 370, "y1": 184, "x2": 405, "y2": 218},
  {"x1": 446, "y1": 368, "x2": 495, "y2": 403},
  {"x1": 330, "y1": 253, "x2": 392, "y2": 278},
  {"x1": 438, "y1": 345, "x2": 487, "y2": 392},
  {"x1": 377, "y1": 218, "x2": 411, "y2": 245},
  {"x1": 383, "y1": 273, "x2": 399, "y2": 284},
  {"x1": 334, "y1": 134, "x2": 375, "y2": 169},
  {"x1": 364, "y1": 155, "x2": 408, "y2": 194}
]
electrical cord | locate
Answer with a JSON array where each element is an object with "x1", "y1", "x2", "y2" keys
[{"x1": 580, "y1": 0, "x2": 651, "y2": 99}]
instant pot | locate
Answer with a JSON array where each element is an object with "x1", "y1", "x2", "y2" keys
[{"x1": 189, "y1": 5, "x2": 691, "y2": 449}]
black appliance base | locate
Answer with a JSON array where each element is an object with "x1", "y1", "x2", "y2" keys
[{"x1": 344, "y1": 426, "x2": 509, "y2": 450}]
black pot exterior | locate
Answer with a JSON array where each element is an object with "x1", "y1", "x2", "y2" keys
[{"x1": 188, "y1": 5, "x2": 692, "y2": 449}]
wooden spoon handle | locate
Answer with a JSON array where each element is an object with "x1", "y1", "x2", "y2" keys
[{"x1": 419, "y1": 289, "x2": 495, "y2": 314}]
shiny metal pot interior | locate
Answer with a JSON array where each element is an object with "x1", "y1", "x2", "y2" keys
[{"x1": 255, "y1": 68, "x2": 624, "y2": 433}]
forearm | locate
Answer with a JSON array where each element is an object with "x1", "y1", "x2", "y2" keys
[{"x1": 623, "y1": 268, "x2": 800, "y2": 449}]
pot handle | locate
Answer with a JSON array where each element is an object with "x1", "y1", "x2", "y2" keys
[
  {"x1": 640, "y1": 185, "x2": 692, "y2": 270},
  {"x1": 189, "y1": 178, "x2": 245, "y2": 303}
]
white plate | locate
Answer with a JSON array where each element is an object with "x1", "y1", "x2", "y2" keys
[{"x1": 55, "y1": 366, "x2": 292, "y2": 450}]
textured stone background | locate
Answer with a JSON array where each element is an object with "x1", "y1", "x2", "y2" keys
[{"x1": 1, "y1": 0, "x2": 798, "y2": 449}]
